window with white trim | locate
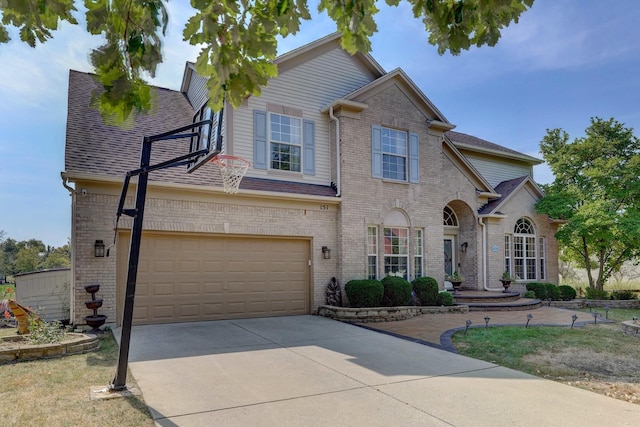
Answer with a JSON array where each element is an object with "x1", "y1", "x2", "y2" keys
[
  {"x1": 270, "y1": 113, "x2": 301, "y2": 171},
  {"x1": 367, "y1": 226, "x2": 378, "y2": 280},
  {"x1": 510, "y1": 218, "x2": 543, "y2": 281},
  {"x1": 504, "y1": 235, "x2": 511, "y2": 276},
  {"x1": 414, "y1": 229, "x2": 424, "y2": 278},
  {"x1": 384, "y1": 227, "x2": 409, "y2": 279},
  {"x1": 381, "y1": 128, "x2": 407, "y2": 181}
]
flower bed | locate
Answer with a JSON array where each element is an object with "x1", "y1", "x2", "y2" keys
[
  {"x1": 0, "y1": 333, "x2": 99, "y2": 364},
  {"x1": 550, "y1": 299, "x2": 640, "y2": 309}
]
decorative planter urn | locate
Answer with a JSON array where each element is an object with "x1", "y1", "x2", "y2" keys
[
  {"x1": 84, "y1": 283, "x2": 107, "y2": 334},
  {"x1": 450, "y1": 281, "x2": 463, "y2": 294},
  {"x1": 500, "y1": 280, "x2": 512, "y2": 293}
]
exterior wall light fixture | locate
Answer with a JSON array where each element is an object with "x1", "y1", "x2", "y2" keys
[
  {"x1": 95, "y1": 240, "x2": 105, "y2": 257},
  {"x1": 461, "y1": 242, "x2": 468, "y2": 253},
  {"x1": 322, "y1": 246, "x2": 331, "y2": 260}
]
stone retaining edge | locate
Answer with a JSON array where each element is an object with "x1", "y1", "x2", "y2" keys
[
  {"x1": 0, "y1": 333, "x2": 99, "y2": 363},
  {"x1": 550, "y1": 299, "x2": 640, "y2": 309},
  {"x1": 317, "y1": 304, "x2": 469, "y2": 323}
]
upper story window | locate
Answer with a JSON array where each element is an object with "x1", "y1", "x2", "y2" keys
[
  {"x1": 372, "y1": 125, "x2": 419, "y2": 183},
  {"x1": 253, "y1": 109, "x2": 315, "y2": 175},
  {"x1": 381, "y1": 128, "x2": 407, "y2": 180},
  {"x1": 270, "y1": 113, "x2": 302, "y2": 172}
]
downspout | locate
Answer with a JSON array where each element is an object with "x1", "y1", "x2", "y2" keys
[
  {"x1": 479, "y1": 216, "x2": 503, "y2": 292},
  {"x1": 61, "y1": 173, "x2": 76, "y2": 325},
  {"x1": 329, "y1": 106, "x2": 341, "y2": 196}
]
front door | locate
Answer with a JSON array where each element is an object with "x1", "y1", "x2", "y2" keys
[{"x1": 444, "y1": 236, "x2": 456, "y2": 278}]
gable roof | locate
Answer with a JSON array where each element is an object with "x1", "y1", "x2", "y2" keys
[
  {"x1": 446, "y1": 130, "x2": 542, "y2": 165},
  {"x1": 478, "y1": 176, "x2": 544, "y2": 215},
  {"x1": 274, "y1": 32, "x2": 386, "y2": 78},
  {"x1": 338, "y1": 67, "x2": 453, "y2": 128}
]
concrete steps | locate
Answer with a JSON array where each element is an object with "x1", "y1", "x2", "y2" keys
[{"x1": 453, "y1": 291, "x2": 542, "y2": 312}]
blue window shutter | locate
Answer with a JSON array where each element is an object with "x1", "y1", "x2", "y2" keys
[
  {"x1": 253, "y1": 110, "x2": 267, "y2": 169},
  {"x1": 409, "y1": 132, "x2": 419, "y2": 183},
  {"x1": 371, "y1": 125, "x2": 383, "y2": 178},
  {"x1": 303, "y1": 119, "x2": 315, "y2": 175}
]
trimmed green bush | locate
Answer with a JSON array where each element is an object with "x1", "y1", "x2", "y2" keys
[
  {"x1": 412, "y1": 276, "x2": 439, "y2": 306},
  {"x1": 381, "y1": 276, "x2": 412, "y2": 307},
  {"x1": 345, "y1": 279, "x2": 384, "y2": 308},
  {"x1": 611, "y1": 290, "x2": 636, "y2": 300},
  {"x1": 585, "y1": 287, "x2": 609, "y2": 300},
  {"x1": 523, "y1": 290, "x2": 536, "y2": 299},
  {"x1": 545, "y1": 283, "x2": 561, "y2": 301},
  {"x1": 437, "y1": 291, "x2": 454, "y2": 306},
  {"x1": 558, "y1": 285, "x2": 577, "y2": 301},
  {"x1": 526, "y1": 283, "x2": 548, "y2": 300}
]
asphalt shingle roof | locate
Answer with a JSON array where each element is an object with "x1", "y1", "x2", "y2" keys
[
  {"x1": 445, "y1": 130, "x2": 540, "y2": 163},
  {"x1": 478, "y1": 176, "x2": 529, "y2": 215}
]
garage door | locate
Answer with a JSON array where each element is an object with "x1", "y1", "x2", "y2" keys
[{"x1": 117, "y1": 233, "x2": 310, "y2": 325}]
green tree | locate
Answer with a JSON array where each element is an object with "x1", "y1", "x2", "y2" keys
[
  {"x1": 41, "y1": 243, "x2": 72, "y2": 269},
  {"x1": 535, "y1": 117, "x2": 640, "y2": 291},
  {"x1": 0, "y1": 0, "x2": 534, "y2": 123}
]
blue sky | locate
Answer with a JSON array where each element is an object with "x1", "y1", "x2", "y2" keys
[{"x1": 1, "y1": 0, "x2": 639, "y2": 247}]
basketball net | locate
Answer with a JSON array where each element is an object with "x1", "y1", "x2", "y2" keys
[{"x1": 211, "y1": 155, "x2": 250, "y2": 194}]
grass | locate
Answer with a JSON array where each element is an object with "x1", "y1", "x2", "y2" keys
[
  {"x1": 0, "y1": 283, "x2": 15, "y2": 300},
  {"x1": 452, "y1": 308, "x2": 640, "y2": 404},
  {"x1": 0, "y1": 329, "x2": 154, "y2": 426}
]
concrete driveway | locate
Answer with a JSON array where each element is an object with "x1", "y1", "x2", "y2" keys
[{"x1": 115, "y1": 315, "x2": 640, "y2": 426}]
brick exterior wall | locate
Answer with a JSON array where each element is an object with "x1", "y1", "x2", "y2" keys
[{"x1": 71, "y1": 181, "x2": 338, "y2": 325}]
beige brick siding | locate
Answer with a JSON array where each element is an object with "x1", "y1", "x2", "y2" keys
[{"x1": 71, "y1": 181, "x2": 338, "y2": 325}]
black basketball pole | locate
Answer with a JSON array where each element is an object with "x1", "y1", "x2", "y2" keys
[{"x1": 108, "y1": 118, "x2": 216, "y2": 391}]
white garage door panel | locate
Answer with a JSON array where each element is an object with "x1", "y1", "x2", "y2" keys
[{"x1": 118, "y1": 233, "x2": 310, "y2": 325}]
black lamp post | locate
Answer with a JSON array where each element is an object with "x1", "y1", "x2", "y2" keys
[{"x1": 108, "y1": 117, "x2": 219, "y2": 392}]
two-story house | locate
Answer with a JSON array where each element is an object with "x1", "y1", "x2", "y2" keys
[{"x1": 62, "y1": 33, "x2": 559, "y2": 327}]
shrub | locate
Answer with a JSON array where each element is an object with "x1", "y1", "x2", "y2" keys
[
  {"x1": 545, "y1": 283, "x2": 562, "y2": 301},
  {"x1": 558, "y1": 285, "x2": 577, "y2": 301},
  {"x1": 611, "y1": 290, "x2": 637, "y2": 300},
  {"x1": 585, "y1": 287, "x2": 609, "y2": 300},
  {"x1": 345, "y1": 279, "x2": 384, "y2": 308},
  {"x1": 437, "y1": 291, "x2": 454, "y2": 306},
  {"x1": 523, "y1": 290, "x2": 536, "y2": 299},
  {"x1": 27, "y1": 313, "x2": 66, "y2": 345},
  {"x1": 526, "y1": 283, "x2": 548, "y2": 300},
  {"x1": 381, "y1": 276, "x2": 412, "y2": 307},
  {"x1": 412, "y1": 276, "x2": 439, "y2": 306}
]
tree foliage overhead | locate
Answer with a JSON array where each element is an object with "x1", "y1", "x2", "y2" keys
[
  {"x1": 535, "y1": 118, "x2": 640, "y2": 290},
  {"x1": 1, "y1": 0, "x2": 534, "y2": 123}
]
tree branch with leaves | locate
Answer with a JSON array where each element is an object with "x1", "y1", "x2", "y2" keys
[
  {"x1": 1, "y1": 0, "x2": 534, "y2": 123},
  {"x1": 535, "y1": 117, "x2": 640, "y2": 290}
]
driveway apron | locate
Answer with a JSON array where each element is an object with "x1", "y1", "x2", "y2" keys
[{"x1": 114, "y1": 315, "x2": 640, "y2": 426}]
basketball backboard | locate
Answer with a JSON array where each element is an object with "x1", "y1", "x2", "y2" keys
[{"x1": 186, "y1": 104, "x2": 224, "y2": 173}]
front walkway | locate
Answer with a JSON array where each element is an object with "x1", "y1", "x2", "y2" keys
[{"x1": 359, "y1": 306, "x2": 602, "y2": 352}]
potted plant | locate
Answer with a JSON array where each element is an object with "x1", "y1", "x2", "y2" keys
[
  {"x1": 445, "y1": 271, "x2": 465, "y2": 294},
  {"x1": 500, "y1": 271, "x2": 512, "y2": 293}
]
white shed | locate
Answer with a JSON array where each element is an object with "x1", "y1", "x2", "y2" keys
[{"x1": 14, "y1": 268, "x2": 71, "y2": 322}]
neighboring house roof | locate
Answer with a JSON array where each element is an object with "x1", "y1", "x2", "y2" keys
[
  {"x1": 446, "y1": 130, "x2": 542, "y2": 165},
  {"x1": 478, "y1": 176, "x2": 544, "y2": 215}
]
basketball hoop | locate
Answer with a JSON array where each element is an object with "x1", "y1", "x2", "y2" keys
[{"x1": 211, "y1": 155, "x2": 250, "y2": 194}]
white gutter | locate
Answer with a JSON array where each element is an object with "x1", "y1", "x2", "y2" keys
[
  {"x1": 479, "y1": 216, "x2": 504, "y2": 292},
  {"x1": 329, "y1": 106, "x2": 341, "y2": 196}
]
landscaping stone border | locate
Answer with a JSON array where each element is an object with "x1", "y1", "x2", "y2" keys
[
  {"x1": 621, "y1": 320, "x2": 640, "y2": 337},
  {"x1": 317, "y1": 304, "x2": 468, "y2": 323},
  {"x1": 550, "y1": 299, "x2": 640, "y2": 309},
  {"x1": 0, "y1": 333, "x2": 99, "y2": 363}
]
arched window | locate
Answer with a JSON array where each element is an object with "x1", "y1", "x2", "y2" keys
[
  {"x1": 443, "y1": 206, "x2": 458, "y2": 226},
  {"x1": 507, "y1": 218, "x2": 545, "y2": 281}
]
